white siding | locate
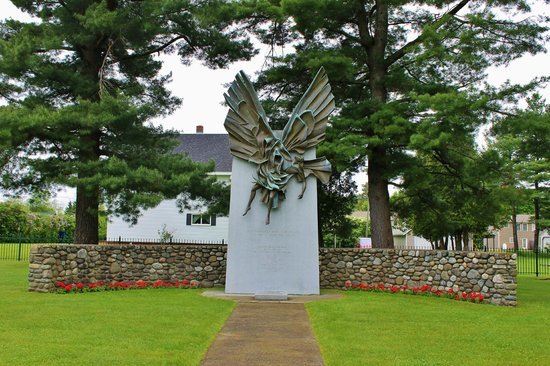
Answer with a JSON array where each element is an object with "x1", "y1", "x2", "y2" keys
[{"x1": 107, "y1": 199, "x2": 228, "y2": 243}]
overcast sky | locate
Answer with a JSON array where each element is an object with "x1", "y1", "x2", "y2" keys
[{"x1": 0, "y1": 1, "x2": 549, "y2": 206}]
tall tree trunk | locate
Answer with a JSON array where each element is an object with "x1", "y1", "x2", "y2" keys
[
  {"x1": 74, "y1": 129, "x2": 101, "y2": 244},
  {"x1": 456, "y1": 232, "x2": 463, "y2": 251},
  {"x1": 73, "y1": 34, "x2": 105, "y2": 244},
  {"x1": 75, "y1": 184, "x2": 99, "y2": 244},
  {"x1": 511, "y1": 207, "x2": 519, "y2": 251},
  {"x1": 462, "y1": 229, "x2": 469, "y2": 251},
  {"x1": 368, "y1": 148, "x2": 394, "y2": 248},
  {"x1": 358, "y1": 0, "x2": 394, "y2": 248}
]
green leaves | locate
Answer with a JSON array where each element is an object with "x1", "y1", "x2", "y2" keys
[{"x1": 0, "y1": 0, "x2": 254, "y2": 242}]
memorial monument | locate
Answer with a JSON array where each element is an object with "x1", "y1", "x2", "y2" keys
[{"x1": 224, "y1": 68, "x2": 334, "y2": 296}]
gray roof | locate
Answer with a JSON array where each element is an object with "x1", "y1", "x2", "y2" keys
[{"x1": 174, "y1": 134, "x2": 232, "y2": 172}]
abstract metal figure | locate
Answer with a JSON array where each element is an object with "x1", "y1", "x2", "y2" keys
[{"x1": 224, "y1": 67, "x2": 334, "y2": 224}]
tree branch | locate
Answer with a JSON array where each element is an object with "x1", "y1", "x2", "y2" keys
[
  {"x1": 120, "y1": 35, "x2": 185, "y2": 61},
  {"x1": 385, "y1": 0, "x2": 471, "y2": 68},
  {"x1": 355, "y1": 0, "x2": 373, "y2": 47}
]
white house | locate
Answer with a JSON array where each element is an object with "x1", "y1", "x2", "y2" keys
[{"x1": 107, "y1": 129, "x2": 232, "y2": 244}]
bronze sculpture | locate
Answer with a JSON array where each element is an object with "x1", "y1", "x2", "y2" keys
[{"x1": 224, "y1": 67, "x2": 334, "y2": 224}]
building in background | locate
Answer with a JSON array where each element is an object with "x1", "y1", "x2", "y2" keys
[
  {"x1": 484, "y1": 214, "x2": 550, "y2": 250},
  {"x1": 107, "y1": 128, "x2": 231, "y2": 243}
]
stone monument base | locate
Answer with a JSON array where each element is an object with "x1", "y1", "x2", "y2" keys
[{"x1": 225, "y1": 155, "x2": 320, "y2": 295}]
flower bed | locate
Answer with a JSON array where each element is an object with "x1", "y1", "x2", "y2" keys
[
  {"x1": 344, "y1": 281, "x2": 485, "y2": 304},
  {"x1": 56, "y1": 280, "x2": 201, "y2": 293}
]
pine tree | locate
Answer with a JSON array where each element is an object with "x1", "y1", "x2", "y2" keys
[
  {"x1": 492, "y1": 94, "x2": 550, "y2": 250},
  {"x1": 244, "y1": 0, "x2": 548, "y2": 248},
  {"x1": 0, "y1": 1, "x2": 255, "y2": 243}
]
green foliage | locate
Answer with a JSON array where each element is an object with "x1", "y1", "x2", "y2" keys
[
  {"x1": 244, "y1": 0, "x2": 549, "y2": 247},
  {"x1": 392, "y1": 138, "x2": 510, "y2": 249},
  {"x1": 0, "y1": 198, "x2": 74, "y2": 239},
  {"x1": 0, "y1": 199, "x2": 28, "y2": 236},
  {"x1": 0, "y1": 0, "x2": 254, "y2": 243},
  {"x1": 318, "y1": 172, "x2": 358, "y2": 247},
  {"x1": 322, "y1": 216, "x2": 365, "y2": 248},
  {"x1": 490, "y1": 94, "x2": 550, "y2": 232}
]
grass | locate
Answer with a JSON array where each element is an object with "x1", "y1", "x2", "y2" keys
[
  {"x1": 0, "y1": 261, "x2": 235, "y2": 366},
  {"x1": 307, "y1": 276, "x2": 550, "y2": 366},
  {"x1": 3, "y1": 260, "x2": 549, "y2": 366}
]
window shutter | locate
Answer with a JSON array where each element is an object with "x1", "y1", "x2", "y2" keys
[
  {"x1": 211, "y1": 215, "x2": 216, "y2": 226},
  {"x1": 186, "y1": 213, "x2": 191, "y2": 226}
]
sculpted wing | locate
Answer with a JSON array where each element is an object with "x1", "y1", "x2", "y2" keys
[
  {"x1": 224, "y1": 71, "x2": 275, "y2": 164},
  {"x1": 281, "y1": 67, "x2": 335, "y2": 154}
]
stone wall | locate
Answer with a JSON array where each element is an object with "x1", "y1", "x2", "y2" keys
[
  {"x1": 28, "y1": 244, "x2": 226, "y2": 293},
  {"x1": 29, "y1": 245, "x2": 517, "y2": 306},
  {"x1": 319, "y1": 248, "x2": 517, "y2": 306}
]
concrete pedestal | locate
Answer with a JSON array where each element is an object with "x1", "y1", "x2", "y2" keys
[{"x1": 225, "y1": 153, "x2": 320, "y2": 295}]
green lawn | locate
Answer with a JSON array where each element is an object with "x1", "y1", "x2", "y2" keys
[
  {"x1": 3, "y1": 261, "x2": 550, "y2": 366},
  {"x1": 0, "y1": 262, "x2": 234, "y2": 366},
  {"x1": 307, "y1": 276, "x2": 550, "y2": 366}
]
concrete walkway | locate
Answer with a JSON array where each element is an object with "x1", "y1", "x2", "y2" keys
[{"x1": 200, "y1": 294, "x2": 339, "y2": 366}]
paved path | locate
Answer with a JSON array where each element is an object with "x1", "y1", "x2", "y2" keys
[{"x1": 200, "y1": 302, "x2": 325, "y2": 366}]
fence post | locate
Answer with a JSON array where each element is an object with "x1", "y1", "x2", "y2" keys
[
  {"x1": 535, "y1": 247, "x2": 539, "y2": 277},
  {"x1": 17, "y1": 231, "x2": 22, "y2": 262}
]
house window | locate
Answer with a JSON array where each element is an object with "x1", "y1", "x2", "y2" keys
[
  {"x1": 186, "y1": 214, "x2": 216, "y2": 226},
  {"x1": 509, "y1": 237, "x2": 514, "y2": 245},
  {"x1": 516, "y1": 224, "x2": 521, "y2": 232},
  {"x1": 521, "y1": 238, "x2": 528, "y2": 249},
  {"x1": 522, "y1": 223, "x2": 528, "y2": 231}
]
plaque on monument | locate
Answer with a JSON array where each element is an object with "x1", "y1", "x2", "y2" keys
[{"x1": 223, "y1": 68, "x2": 334, "y2": 295}]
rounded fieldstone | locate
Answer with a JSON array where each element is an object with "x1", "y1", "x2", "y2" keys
[
  {"x1": 77, "y1": 249, "x2": 88, "y2": 259},
  {"x1": 152, "y1": 263, "x2": 163, "y2": 270},
  {"x1": 467, "y1": 269, "x2": 480, "y2": 279},
  {"x1": 110, "y1": 262, "x2": 121, "y2": 273},
  {"x1": 43, "y1": 257, "x2": 56, "y2": 265},
  {"x1": 493, "y1": 274, "x2": 504, "y2": 284}
]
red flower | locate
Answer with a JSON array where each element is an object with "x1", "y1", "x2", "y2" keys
[
  {"x1": 64, "y1": 285, "x2": 72, "y2": 292},
  {"x1": 76, "y1": 283, "x2": 84, "y2": 289},
  {"x1": 182, "y1": 280, "x2": 189, "y2": 286}
]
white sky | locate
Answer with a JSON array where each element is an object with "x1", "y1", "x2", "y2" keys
[{"x1": 0, "y1": 0, "x2": 549, "y2": 206}]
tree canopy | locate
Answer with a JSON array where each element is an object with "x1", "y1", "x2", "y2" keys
[
  {"x1": 0, "y1": 0, "x2": 255, "y2": 243},
  {"x1": 245, "y1": 0, "x2": 549, "y2": 247},
  {"x1": 490, "y1": 94, "x2": 550, "y2": 249}
]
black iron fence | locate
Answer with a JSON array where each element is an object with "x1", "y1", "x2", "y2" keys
[
  {"x1": 478, "y1": 248, "x2": 550, "y2": 277},
  {"x1": 0, "y1": 235, "x2": 72, "y2": 261},
  {"x1": 0, "y1": 235, "x2": 225, "y2": 261},
  {"x1": 101, "y1": 237, "x2": 226, "y2": 245},
  {"x1": 2, "y1": 238, "x2": 548, "y2": 276},
  {"x1": 390, "y1": 247, "x2": 549, "y2": 277}
]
